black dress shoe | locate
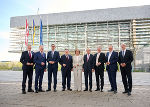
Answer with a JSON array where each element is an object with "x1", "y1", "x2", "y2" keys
[
  {"x1": 122, "y1": 91, "x2": 128, "y2": 94},
  {"x1": 89, "y1": 89, "x2": 92, "y2": 92},
  {"x1": 128, "y1": 92, "x2": 131, "y2": 96},
  {"x1": 67, "y1": 88, "x2": 72, "y2": 91},
  {"x1": 62, "y1": 89, "x2": 65, "y2": 91},
  {"x1": 95, "y1": 89, "x2": 100, "y2": 91},
  {"x1": 28, "y1": 89, "x2": 34, "y2": 92},
  {"x1": 46, "y1": 89, "x2": 51, "y2": 92},
  {"x1": 84, "y1": 89, "x2": 88, "y2": 91},
  {"x1": 35, "y1": 90, "x2": 38, "y2": 93},
  {"x1": 114, "y1": 90, "x2": 117, "y2": 94},
  {"x1": 22, "y1": 90, "x2": 26, "y2": 94},
  {"x1": 54, "y1": 89, "x2": 57, "y2": 92},
  {"x1": 100, "y1": 89, "x2": 103, "y2": 92},
  {"x1": 38, "y1": 89, "x2": 45, "y2": 92}
]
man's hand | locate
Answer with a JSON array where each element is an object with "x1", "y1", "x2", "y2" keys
[
  {"x1": 26, "y1": 63, "x2": 30, "y2": 65},
  {"x1": 49, "y1": 61, "x2": 55, "y2": 64},
  {"x1": 92, "y1": 69, "x2": 95, "y2": 72},
  {"x1": 96, "y1": 62, "x2": 101, "y2": 66},
  {"x1": 41, "y1": 62, "x2": 45, "y2": 66},
  {"x1": 121, "y1": 63, "x2": 126, "y2": 67},
  {"x1": 30, "y1": 63, "x2": 33, "y2": 66},
  {"x1": 106, "y1": 62, "x2": 110, "y2": 65},
  {"x1": 63, "y1": 64, "x2": 66, "y2": 67},
  {"x1": 44, "y1": 69, "x2": 46, "y2": 72}
]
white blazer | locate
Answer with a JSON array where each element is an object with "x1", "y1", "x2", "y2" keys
[{"x1": 73, "y1": 55, "x2": 83, "y2": 71}]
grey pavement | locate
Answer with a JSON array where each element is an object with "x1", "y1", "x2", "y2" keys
[{"x1": 0, "y1": 71, "x2": 150, "y2": 107}]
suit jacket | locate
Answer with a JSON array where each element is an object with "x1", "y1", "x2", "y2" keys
[
  {"x1": 73, "y1": 55, "x2": 83, "y2": 71},
  {"x1": 34, "y1": 51, "x2": 46, "y2": 70},
  {"x1": 106, "y1": 51, "x2": 118, "y2": 72},
  {"x1": 20, "y1": 51, "x2": 34, "y2": 70},
  {"x1": 59, "y1": 54, "x2": 73, "y2": 72},
  {"x1": 94, "y1": 52, "x2": 106, "y2": 71},
  {"x1": 83, "y1": 54, "x2": 94, "y2": 71},
  {"x1": 47, "y1": 51, "x2": 60, "y2": 69},
  {"x1": 118, "y1": 50, "x2": 133, "y2": 70}
]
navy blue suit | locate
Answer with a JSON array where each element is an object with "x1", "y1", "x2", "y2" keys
[
  {"x1": 47, "y1": 51, "x2": 60, "y2": 90},
  {"x1": 59, "y1": 54, "x2": 73, "y2": 89},
  {"x1": 106, "y1": 51, "x2": 118, "y2": 91},
  {"x1": 20, "y1": 51, "x2": 34, "y2": 91},
  {"x1": 118, "y1": 50, "x2": 133, "y2": 92},
  {"x1": 83, "y1": 54, "x2": 94, "y2": 90},
  {"x1": 34, "y1": 51, "x2": 46, "y2": 91}
]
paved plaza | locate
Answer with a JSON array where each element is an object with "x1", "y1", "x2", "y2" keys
[{"x1": 0, "y1": 71, "x2": 150, "y2": 107}]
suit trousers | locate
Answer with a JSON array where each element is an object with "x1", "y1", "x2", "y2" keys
[
  {"x1": 95, "y1": 67, "x2": 104, "y2": 90},
  {"x1": 84, "y1": 69, "x2": 92, "y2": 90},
  {"x1": 74, "y1": 68, "x2": 82, "y2": 91},
  {"x1": 35, "y1": 68, "x2": 44, "y2": 91},
  {"x1": 107, "y1": 70, "x2": 117, "y2": 91},
  {"x1": 48, "y1": 65, "x2": 57, "y2": 90},
  {"x1": 22, "y1": 67, "x2": 33, "y2": 90},
  {"x1": 120, "y1": 67, "x2": 132, "y2": 92}
]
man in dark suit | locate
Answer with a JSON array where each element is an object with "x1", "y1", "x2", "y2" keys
[
  {"x1": 94, "y1": 46, "x2": 106, "y2": 92},
  {"x1": 106, "y1": 45, "x2": 118, "y2": 94},
  {"x1": 20, "y1": 45, "x2": 34, "y2": 94},
  {"x1": 34, "y1": 45, "x2": 46, "y2": 93},
  {"x1": 46, "y1": 44, "x2": 60, "y2": 92},
  {"x1": 118, "y1": 44, "x2": 133, "y2": 96},
  {"x1": 59, "y1": 49, "x2": 73, "y2": 91},
  {"x1": 83, "y1": 48, "x2": 94, "y2": 92}
]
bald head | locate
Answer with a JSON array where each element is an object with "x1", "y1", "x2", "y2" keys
[
  {"x1": 97, "y1": 46, "x2": 101, "y2": 53},
  {"x1": 121, "y1": 44, "x2": 126, "y2": 50}
]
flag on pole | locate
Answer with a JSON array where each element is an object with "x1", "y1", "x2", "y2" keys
[
  {"x1": 25, "y1": 19, "x2": 29, "y2": 46},
  {"x1": 40, "y1": 19, "x2": 43, "y2": 45},
  {"x1": 32, "y1": 19, "x2": 35, "y2": 45}
]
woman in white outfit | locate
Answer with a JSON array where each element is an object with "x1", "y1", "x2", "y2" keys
[{"x1": 73, "y1": 49, "x2": 83, "y2": 91}]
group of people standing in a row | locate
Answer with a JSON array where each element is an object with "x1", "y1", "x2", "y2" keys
[{"x1": 20, "y1": 43, "x2": 133, "y2": 96}]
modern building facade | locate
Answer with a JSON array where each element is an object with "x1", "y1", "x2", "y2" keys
[{"x1": 10, "y1": 5, "x2": 150, "y2": 71}]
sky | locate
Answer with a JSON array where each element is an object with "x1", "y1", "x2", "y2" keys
[{"x1": 0, "y1": 0, "x2": 150, "y2": 61}]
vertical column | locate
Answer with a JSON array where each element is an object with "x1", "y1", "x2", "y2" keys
[
  {"x1": 118, "y1": 22, "x2": 121, "y2": 51},
  {"x1": 132, "y1": 19, "x2": 137, "y2": 71},
  {"x1": 84, "y1": 23, "x2": 87, "y2": 52},
  {"x1": 47, "y1": 16, "x2": 49, "y2": 52}
]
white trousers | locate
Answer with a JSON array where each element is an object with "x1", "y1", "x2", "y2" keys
[{"x1": 74, "y1": 69, "x2": 82, "y2": 91}]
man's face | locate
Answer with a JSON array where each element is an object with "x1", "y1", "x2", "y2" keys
[
  {"x1": 97, "y1": 48, "x2": 101, "y2": 53},
  {"x1": 65, "y1": 50, "x2": 69, "y2": 55},
  {"x1": 39, "y1": 46, "x2": 44, "y2": 52},
  {"x1": 86, "y1": 49, "x2": 90, "y2": 54},
  {"x1": 121, "y1": 44, "x2": 126, "y2": 50},
  {"x1": 108, "y1": 46, "x2": 113, "y2": 52},
  {"x1": 51, "y1": 45, "x2": 55, "y2": 50},
  {"x1": 27, "y1": 45, "x2": 31, "y2": 51}
]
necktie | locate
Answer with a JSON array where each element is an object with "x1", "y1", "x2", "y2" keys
[
  {"x1": 29, "y1": 51, "x2": 31, "y2": 59},
  {"x1": 41, "y1": 52, "x2": 44, "y2": 57},
  {"x1": 51, "y1": 51, "x2": 54, "y2": 58},
  {"x1": 87, "y1": 54, "x2": 89, "y2": 62},
  {"x1": 66, "y1": 55, "x2": 69, "y2": 61},
  {"x1": 122, "y1": 51, "x2": 124, "y2": 57}
]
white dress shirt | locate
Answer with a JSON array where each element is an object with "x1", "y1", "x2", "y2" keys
[
  {"x1": 108, "y1": 51, "x2": 113, "y2": 62},
  {"x1": 96, "y1": 53, "x2": 100, "y2": 66}
]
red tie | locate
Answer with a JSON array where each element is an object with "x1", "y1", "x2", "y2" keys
[{"x1": 29, "y1": 51, "x2": 31, "y2": 59}]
